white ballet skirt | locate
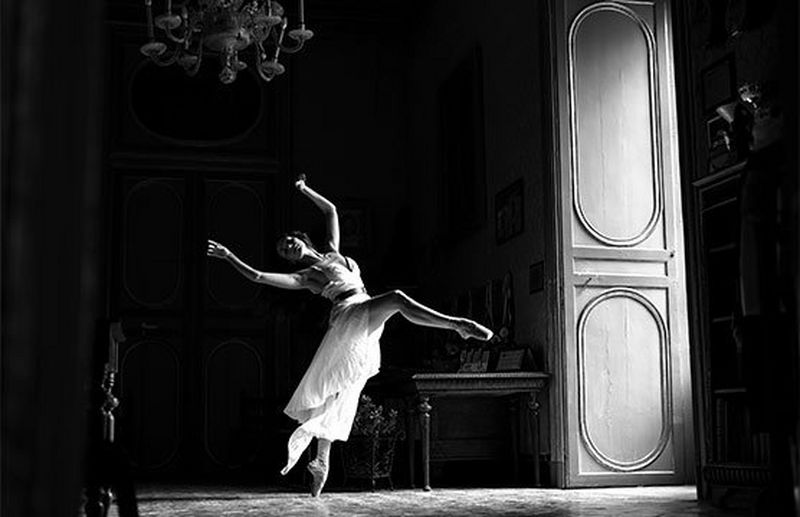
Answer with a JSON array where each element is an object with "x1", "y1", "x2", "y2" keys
[{"x1": 280, "y1": 253, "x2": 384, "y2": 475}]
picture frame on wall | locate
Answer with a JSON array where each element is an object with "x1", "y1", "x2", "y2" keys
[
  {"x1": 706, "y1": 114, "x2": 732, "y2": 156},
  {"x1": 700, "y1": 53, "x2": 737, "y2": 115},
  {"x1": 495, "y1": 178, "x2": 524, "y2": 244}
]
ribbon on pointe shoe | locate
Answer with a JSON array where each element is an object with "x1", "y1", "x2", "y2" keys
[{"x1": 307, "y1": 459, "x2": 329, "y2": 497}]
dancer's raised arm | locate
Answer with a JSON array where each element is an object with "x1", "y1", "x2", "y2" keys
[
  {"x1": 295, "y1": 175, "x2": 339, "y2": 252},
  {"x1": 207, "y1": 239, "x2": 304, "y2": 290}
]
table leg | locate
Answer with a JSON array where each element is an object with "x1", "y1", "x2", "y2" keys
[
  {"x1": 527, "y1": 391, "x2": 542, "y2": 487},
  {"x1": 418, "y1": 395, "x2": 432, "y2": 491}
]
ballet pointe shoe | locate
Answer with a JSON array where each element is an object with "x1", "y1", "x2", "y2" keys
[
  {"x1": 307, "y1": 459, "x2": 329, "y2": 497},
  {"x1": 455, "y1": 319, "x2": 494, "y2": 341}
]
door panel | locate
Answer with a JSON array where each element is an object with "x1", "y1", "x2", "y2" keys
[
  {"x1": 206, "y1": 180, "x2": 267, "y2": 309},
  {"x1": 121, "y1": 177, "x2": 186, "y2": 310},
  {"x1": 572, "y1": 7, "x2": 660, "y2": 246},
  {"x1": 118, "y1": 336, "x2": 182, "y2": 471},
  {"x1": 203, "y1": 336, "x2": 265, "y2": 468},
  {"x1": 576, "y1": 286, "x2": 672, "y2": 473},
  {"x1": 553, "y1": 0, "x2": 692, "y2": 486}
]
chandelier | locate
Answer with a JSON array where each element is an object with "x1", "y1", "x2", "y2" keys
[{"x1": 140, "y1": 0, "x2": 313, "y2": 84}]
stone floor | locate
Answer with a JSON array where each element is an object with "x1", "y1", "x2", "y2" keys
[{"x1": 111, "y1": 485, "x2": 747, "y2": 517}]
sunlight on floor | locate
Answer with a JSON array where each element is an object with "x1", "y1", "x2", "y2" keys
[{"x1": 104, "y1": 485, "x2": 746, "y2": 517}]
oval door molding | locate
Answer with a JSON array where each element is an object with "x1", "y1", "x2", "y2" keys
[
  {"x1": 568, "y1": 2, "x2": 664, "y2": 247},
  {"x1": 122, "y1": 179, "x2": 184, "y2": 308},
  {"x1": 206, "y1": 182, "x2": 265, "y2": 308},
  {"x1": 576, "y1": 287, "x2": 673, "y2": 471},
  {"x1": 128, "y1": 60, "x2": 264, "y2": 147},
  {"x1": 119, "y1": 339, "x2": 182, "y2": 470},
  {"x1": 203, "y1": 339, "x2": 264, "y2": 467}
]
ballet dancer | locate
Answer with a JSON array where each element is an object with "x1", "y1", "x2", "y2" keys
[{"x1": 207, "y1": 175, "x2": 493, "y2": 496}]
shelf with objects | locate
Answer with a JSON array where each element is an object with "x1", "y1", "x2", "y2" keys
[{"x1": 691, "y1": 80, "x2": 793, "y2": 502}]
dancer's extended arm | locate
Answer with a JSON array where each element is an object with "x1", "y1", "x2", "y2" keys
[
  {"x1": 295, "y1": 175, "x2": 340, "y2": 252},
  {"x1": 207, "y1": 240, "x2": 304, "y2": 290}
]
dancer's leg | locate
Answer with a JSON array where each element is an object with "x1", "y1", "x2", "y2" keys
[
  {"x1": 365, "y1": 290, "x2": 493, "y2": 340},
  {"x1": 308, "y1": 438, "x2": 331, "y2": 497},
  {"x1": 316, "y1": 438, "x2": 331, "y2": 464}
]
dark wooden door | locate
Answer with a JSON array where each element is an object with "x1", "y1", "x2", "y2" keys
[{"x1": 112, "y1": 171, "x2": 282, "y2": 478}]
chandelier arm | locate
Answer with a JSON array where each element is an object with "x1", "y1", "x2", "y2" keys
[
  {"x1": 256, "y1": 63, "x2": 274, "y2": 82},
  {"x1": 150, "y1": 45, "x2": 180, "y2": 67},
  {"x1": 145, "y1": 0, "x2": 156, "y2": 40},
  {"x1": 179, "y1": 31, "x2": 203, "y2": 68},
  {"x1": 279, "y1": 38, "x2": 305, "y2": 54},
  {"x1": 184, "y1": 48, "x2": 203, "y2": 77},
  {"x1": 272, "y1": 19, "x2": 287, "y2": 60},
  {"x1": 178, "y1": 35, "x2": 204, "y2": 77},
  {"x1": 164, "y1": 25, "x2": 187, "y2": 44}
]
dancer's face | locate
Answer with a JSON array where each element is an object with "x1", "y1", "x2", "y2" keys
[{"x1": 276, "y1": 235, "x2": 306, "y2": 262}]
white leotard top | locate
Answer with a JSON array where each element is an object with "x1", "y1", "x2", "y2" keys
[{"x1": 302, "y1": 252, "x2": 365, "y2": 301}]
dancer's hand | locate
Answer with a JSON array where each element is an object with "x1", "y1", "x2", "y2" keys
[
  {"x1": 294, "y1": 173, "x2": 307, "y2": 191},
  {"x1": 207, "y1": 239, "x2": 230, "y2": 259},
  {"x1": 293, "y1": 173, "x2": 339, "y2": 252}
]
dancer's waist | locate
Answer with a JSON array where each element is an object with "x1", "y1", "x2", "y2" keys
[{"x1": 333, "y1": 287, "x2": 366, "y2": 302}]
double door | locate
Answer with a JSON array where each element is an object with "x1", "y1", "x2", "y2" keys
[{"x1": 110, "y1": 171, "x2": 299, "y2": 478}]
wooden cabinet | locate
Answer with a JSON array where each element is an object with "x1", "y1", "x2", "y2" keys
[{"x1": 691, "y1": 161, "x2": 771, "y2": 496}]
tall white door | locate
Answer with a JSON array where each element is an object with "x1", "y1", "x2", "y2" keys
[{"x1": 551, "y1": 0, "x2": 693, "y2": 486}]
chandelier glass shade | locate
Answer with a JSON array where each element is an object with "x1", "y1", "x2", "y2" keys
[{"x1": 140, "y1": 0, "x2": 313, "y2": 84}]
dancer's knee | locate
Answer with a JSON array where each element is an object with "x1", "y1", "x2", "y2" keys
[
  {"x1": 389, "y1": 289, "x2": 410, "y2": 308},
  {"x1": 366, "y1": 290, "x2": 406, "y2": 332}
]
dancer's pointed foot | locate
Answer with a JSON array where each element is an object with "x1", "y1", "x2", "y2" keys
[
  {"x1": 307, "y1": 459, "x2": 329, "y2": 497},
  {"x1": 455, "y1": 319, "x2": 494, "y2": 341}
]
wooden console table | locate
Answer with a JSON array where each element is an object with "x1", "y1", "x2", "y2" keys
[{"x1": 407, "y1": 372, "x2": 548, "y2": 491}]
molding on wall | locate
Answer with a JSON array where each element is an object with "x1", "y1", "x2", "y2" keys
[{"x1": 109, "y1": 151, "x2": 281, "y2": 174}]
